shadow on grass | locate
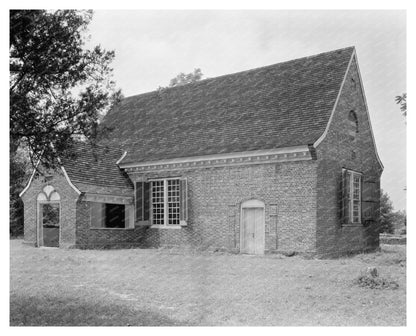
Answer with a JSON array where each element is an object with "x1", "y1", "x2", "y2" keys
[{"x1": 10, "y1": 294, "x2": 192, "y2": 326}]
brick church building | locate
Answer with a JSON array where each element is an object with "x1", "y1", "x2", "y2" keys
[{"x1": 20, "y1": 47, "x2": 383, "y2": 257}]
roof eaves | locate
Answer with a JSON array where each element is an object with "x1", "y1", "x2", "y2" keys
[
  {"x1": 119, "y1": 145, "x2": 312, "y2": 169},
  {"x1": 116, "y1": 151, "x2": 127, "y2": 166},
  {"x1": 61, "y1": 166, "x2": 81, "y2": 195},
  {"x1": 313, "y1": 47, "x2": 355, "y2": 148},
  {"x1": 19, "y1": 161, "x2": 39, "y2": 198},
  {"x1": 353, "y1": 52, "x2": 384, "y2": 171}
]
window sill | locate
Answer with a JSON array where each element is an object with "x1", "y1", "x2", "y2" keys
[
  {"x1": 90, "y1": 227, "x2": 135, "y2": 230},
  {"x1": 341, "y1": 223, "x2": 362, "y2": 227},
  {"x1": 150, "y1": 225, "x2": 182, "y2": 230}
]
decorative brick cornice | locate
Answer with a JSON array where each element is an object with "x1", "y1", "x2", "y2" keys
[{"x1": 122, "y1": 146, "x2": 313, "y2": 173}]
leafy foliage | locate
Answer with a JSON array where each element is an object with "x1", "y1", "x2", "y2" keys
[
  {"x1": 158, "y1": 68, "x2": 204, "y2": 92},
  {"x1": 168, "y1": 68, "x2": 203, "y2": 87},
  {"x1": 395, "y1": 93, "x2": 406, "y2": 117},
  {"x1": 10, "y1": 148, "x2": 31, "y2": 236},
  {"x1": 379, "y1": 190, "x2": 406, "y2": 235},
  {"x1": 10, "y1": 10, "x2": 120, "y2": 236},
  {"x1": 10, "y1": 10, "x2": 120, "y2": 168},
  {"x1": 379, "y1": 189, "x2": 395, "y2": 234},
  {"x1": 389, "y1": 210, "x2": 406, "y2": 234}
]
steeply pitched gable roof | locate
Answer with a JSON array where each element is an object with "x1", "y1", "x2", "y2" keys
[
  {"x1": 62, "y1": 143, "x2": 132, "y2": 191},
  {"x1": 103, "y1": 47, "x2": 355, "y2": 165}
]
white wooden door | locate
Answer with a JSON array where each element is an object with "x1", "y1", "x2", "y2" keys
[{"x1": 241, "y1": 207, "x2": 265, "y2": 255}]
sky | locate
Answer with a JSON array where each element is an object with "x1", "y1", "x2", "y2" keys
[{"x1": 87, "y1": 10, "x2": 406, "y2": 210}]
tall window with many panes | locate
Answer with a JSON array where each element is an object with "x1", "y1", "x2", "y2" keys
[
  {"x1": 342, "y1": 169, "x2": 362, "y2": 224},
  {"x1": 151, "y1": 180, "x2": 165, "y2": 225},
  {"x1": 352, "y1": 174, "x2": 361, "y2": 223},
  {"x1": 151, "y1": 178, "x2": 181, "y2": 226},
  {"x1": 167, "y1": 179, "x2": 180, "y2": 225},
  {"x1": 135, "y1": 178, "x2": 187, "y2": 227}
]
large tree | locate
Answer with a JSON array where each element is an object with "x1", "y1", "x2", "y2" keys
[
  {"x1": 9, "y1": 147, "x2": 31, "y2": 236},
  {"x1": 10, "y1": 10, "x2": 120, "y2": 167},
  {"x1": 10, "y1": 10, "x2": 119, "y2": 236},
  {"x1": 379, "y1": 189, "x2": 395, "y2": 234},
  {"x1": 390, "y1": 209, "x2": 406, "y2": 234}
]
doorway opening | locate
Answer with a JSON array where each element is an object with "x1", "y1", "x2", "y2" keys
[
  {"x1": 240, "y1": 199, "x2": 265, "y2": 255},
  {"x1": 37, "y1": 185, "x2": 61, "y2": 247},
  {"x1": 41, "y1": 203, "x2": 60, "y2": 247}
]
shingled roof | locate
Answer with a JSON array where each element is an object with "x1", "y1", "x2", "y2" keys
[
  {"x1": 103, "y1": 47, "x2": 355, "y2": 165},
  {"x1": 62, "y1": 143, "x2": 133, "y2": 192}
]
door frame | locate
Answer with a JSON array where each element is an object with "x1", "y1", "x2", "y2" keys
[
  {"x1": 37, "y1": 200, "x2": 61, "y2": 247},
  {"x1": 240, "y1": 199, "x2": 265, "y2": 255}
]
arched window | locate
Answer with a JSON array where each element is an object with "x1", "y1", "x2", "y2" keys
[
  {"x1": 37, "y1": 185, "x2": 61, "y2": 202},
  {"x1": 348, "y1": 110, "x2": 359, "y2": 140}
]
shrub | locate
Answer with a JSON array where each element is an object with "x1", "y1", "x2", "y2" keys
[{"x1": 354, "y1": 275, "x2": 399, "y2": 290}]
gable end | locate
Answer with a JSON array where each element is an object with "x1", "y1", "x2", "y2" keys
[{"x1": 313, "y1": 49, "x2": 383, "y2": 170}]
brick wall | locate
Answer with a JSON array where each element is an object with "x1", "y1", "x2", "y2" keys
[
  {"x1": 21, "y1": 170, "x2": 79, "y2": 248},
  {"x1": 315, "y1": 57, "x2": 383, "y2": 257},
  {"x1": 128, "y1": 160, "x2": 318, "y2": 254},
  {"x1": 75, "y1": 197, "x2": 146, "y2": 248}
]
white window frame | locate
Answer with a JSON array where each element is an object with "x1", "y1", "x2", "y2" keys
[
  {"x1": 150, "y1": 178, "x2": 182, "y2": 229},
  {"x1": 345, "y1": 169, "x2": 362, "y2": 224}
]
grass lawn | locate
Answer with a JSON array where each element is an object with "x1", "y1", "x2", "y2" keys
[{"x1": 10, "y1": 240, "x2": 406, "y2": 326}]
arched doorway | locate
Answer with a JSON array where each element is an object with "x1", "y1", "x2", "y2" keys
[
  {"x1": 240, "y1": 199, "x2": 265, "y2": 255},
  {"x1": 37, "y1": 185, "x2": 61, "y2": 247}
]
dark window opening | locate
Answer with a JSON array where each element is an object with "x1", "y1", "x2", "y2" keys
[
  {"x1": 105, "y1": 204, "x2": 125, "y2": 228},
  {"x1": 348, "y1": 111, "x2": 359, "y2": 132},
  {"x1": 347, "y1": 110, "x2": 359, "y2": 141},
  {"x1": 91, "y1": 203, "x2": 127, "y2": 228}
]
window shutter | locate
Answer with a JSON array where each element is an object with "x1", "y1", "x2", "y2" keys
[
  {"x1": 135, "y1": 181, "x2": 150, "y2": 225},
  {"x1": 125, "y1": 204, "x2": 135, "y2": 228},
  {"x1": 91, "y1": 202, "x2": 105, "y2": 228},
  {"x1": 135, "y1": 181, "x2": 143, "y2": 221},
  {"x1": 179, "y1": 178, "x2": 188, "y2": 226},
  {"x1": 143, "y1": 182, "x2": 150, "y2": 221},
  {"x1": 362, "y1": 179, "x2": 377, "y2": 225},
  {"x1": 341, "y1": 170, "x2": 350, "y2": 224}
]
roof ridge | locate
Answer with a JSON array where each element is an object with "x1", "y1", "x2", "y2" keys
[
  {"x1": 122, "y1": 46, "x2": 355, "y2": 101},
  {"x1": 103, "y1": 46, "x2": 355, "y2": 163}
]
